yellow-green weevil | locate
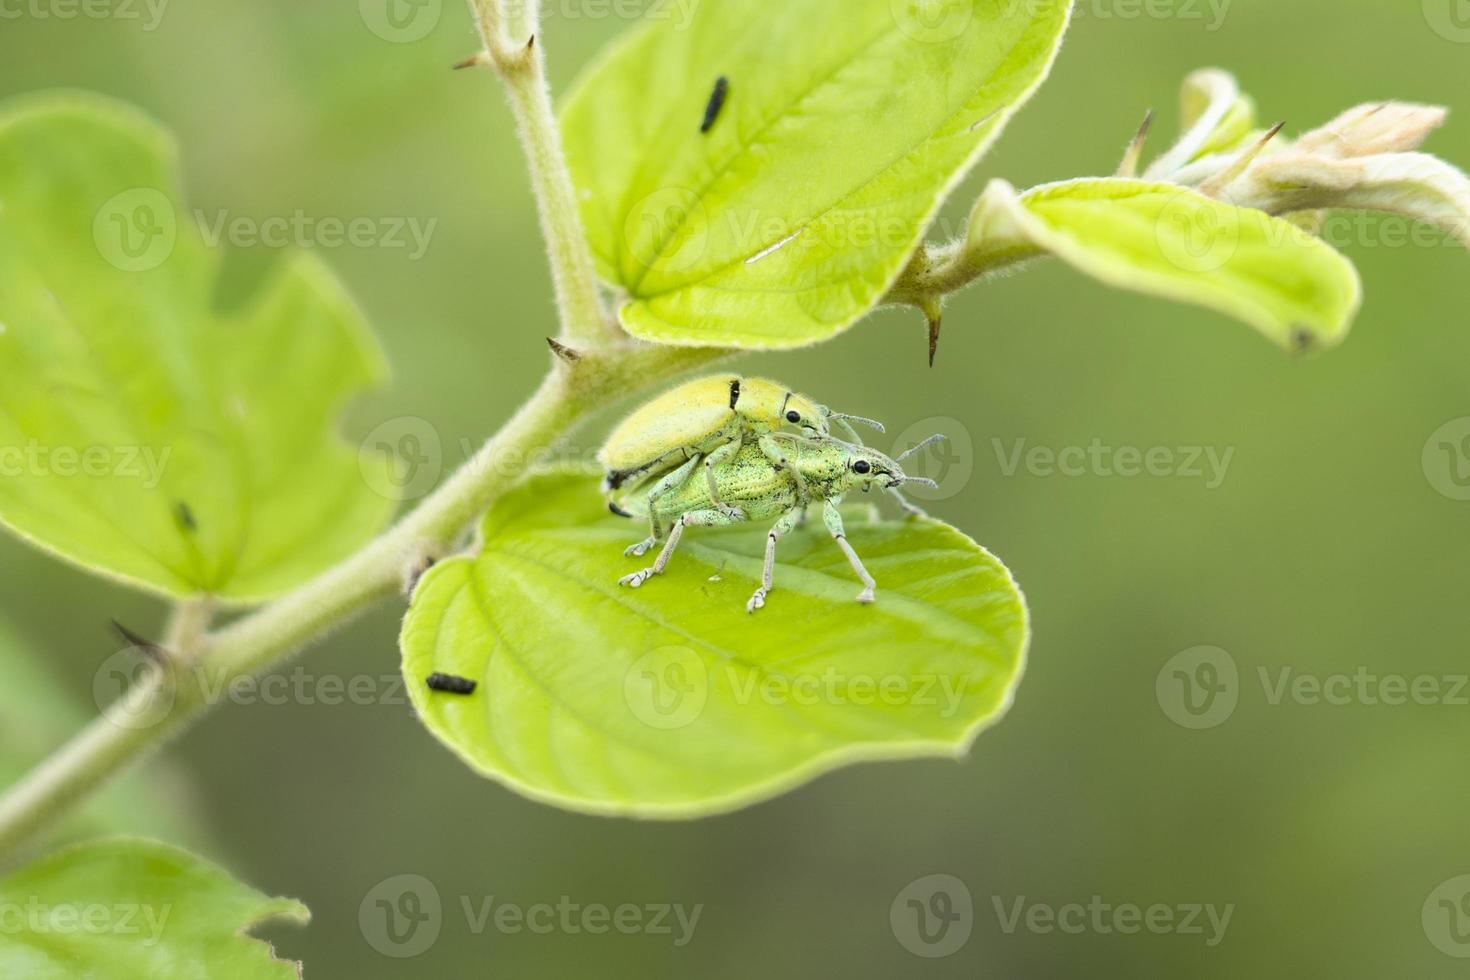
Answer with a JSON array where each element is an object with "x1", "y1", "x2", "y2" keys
[
  {"x1": 614, "y1": 435, "x2": 944, "y2": 613},
  {"x1": 598, "y1": 375, "x2": 882, "y2": 517}
]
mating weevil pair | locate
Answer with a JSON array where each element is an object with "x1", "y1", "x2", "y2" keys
[{"x1": 598, "y1": 376, "x2": 943, "y2": 613}]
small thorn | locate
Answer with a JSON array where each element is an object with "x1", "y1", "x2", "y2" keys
[
  {"x1": 546, "y1": 337, "x2": 582, "y2": 364},
  {"x1": 453, "y1": 51, "x2": 490, "y2": 70},
  {"x1": 1116, "y1": 109, "x2": 1155, "y2": 178},
  {"x1": 1199, "y1": 121, "x2": 1287, "y2": 197},
  {"x1": 111, "y1": 620, "x2": 168, "y2": 664},
  {"x1": 918, "y1": 297, "x2": 944, "y2": 368},
  {"x1": 1290, "y1": 327, "x2": 1316, "y2": 355},
  {"x1": 526, "y1": 35, "x2": 535, "y2": 50}
]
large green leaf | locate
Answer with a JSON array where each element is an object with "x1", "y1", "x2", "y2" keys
[
  {"x1": 0, "y1": 838, "x2": 307, "y2": 979},
  {"x1": 401, "y1": 468, "x2": 1028, "y2": 818},
  {"x1": 561, "y1": 0, "x2": 1073, "y2": 349},
  {"x1": 0, "y1": 623, "x2": 198, "y2": 848},
  {"x1": 0, "y1": 94, "x2": 393, "y2": 602},
  {"x1": 961, "y1": 178, "x2": 1363, "y2": 350}
]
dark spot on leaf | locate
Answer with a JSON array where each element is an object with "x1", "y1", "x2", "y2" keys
[
  {"x1": 426, "y1": 673, "x2": 478, "y2": 696},
  {"x1": 701, "y1": 76, "x2": 729, "y2": 134}
]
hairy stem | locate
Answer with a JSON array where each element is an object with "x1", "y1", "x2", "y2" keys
[
  {"x1": 0, "y1": 346, "x2": 727, "y2": 860},
  {"x1": 470, "y1": 0, "x2": 614, "y2": 347}
]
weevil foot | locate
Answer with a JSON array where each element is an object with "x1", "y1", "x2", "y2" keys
[
  {"x1": 620, "y1": 569, "x2": 656, "y2": 588},
  {"x1": 856, "y1": 587, "x2": 876, "y2": 605},
  {"x1": 746, "y1": 588, "x2": 769, "y2": 614},
  {"x1": 624, "y1": 538, "x2": 655, "y2": 558}
]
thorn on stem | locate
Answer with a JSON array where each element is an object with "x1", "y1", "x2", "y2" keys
[
  {"x1": 110, "y1": 620, "x2": 169, "y2": 664},
  {"x1": 918, "y1": 297, "x2": 944, "y2": 368},
  {"x1": 1117, "y1": 109, "x2": 1155, "y2": 178},
  {"x1": 453, "y1": 52, "x2": 490, "y2": 70},
  {"x1": 547, "y1": 337, "x2": 582, "y2": 364},
  {"x1": 1199, "y1": 121, "x2": 1287, "y2": 197}
]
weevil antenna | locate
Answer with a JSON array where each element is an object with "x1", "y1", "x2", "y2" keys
[
  {"x1": 894, "y1": 476, "x2": 940, "y2": 489},
  {"x1": 896, "y1": 434, "x2": 947, "y2": 463},
  {"x1": 826, "y1": 412, "x2": 887, "y2": 434}
]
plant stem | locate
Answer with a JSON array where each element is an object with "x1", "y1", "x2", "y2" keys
[
  {"x1": 470, "y1": 0, "x2": 614, "y2": 347},
  {"x1": 0, "y1": 8, "x2": 729, "y2": 859},
  {"x1": 0, "y1": 341, "x2": 725, "y2": 862}
]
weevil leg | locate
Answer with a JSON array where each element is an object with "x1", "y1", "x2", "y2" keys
[
  {"x1": 823, "y1": 497, "x2": 877, "y2": 604},
  {"x1": 620, "y1": 509, "x2": 740, "y2": 590},
  {"x1": 624, "y1": 455, "x2": 701, "y2": 555},
  {"x1": 887, "y1": 486, "x2": 930, "y2": 520},
  {"x1": 701, "y1": 439, "x2": 745, "y2": 519},
  {"x1": 747, "y1": 508, "x2": 803, "y2": 613},
  {"x1": 758, "y1": 433, "x2": 811, "y2": 503}
]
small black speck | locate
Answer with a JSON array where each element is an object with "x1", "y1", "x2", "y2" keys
[
  {"x1": 427, "y1": 673, "x2": 478, "y2": 695},
  {"x1": 701, "y1": 76, "x2": 729, "y2": 134},
  {"x1": 175, "y1": 502, "x2": 196, "y2": 532}
]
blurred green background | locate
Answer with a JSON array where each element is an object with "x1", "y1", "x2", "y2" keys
[{"x1": 3, "y1": 0, "x2": 1470, "y2": 976}]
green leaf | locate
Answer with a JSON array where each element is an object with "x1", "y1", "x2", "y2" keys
[
  {"x1": 561, "y1": 0, "x2": 1073, "y2": 349},
  {"x1": 401, "y1": 468, "x2": 1028, "y2": 818},
  {"x1": 961, "y1": 178, "x2": 1363, "y2": 351},
  {"x1": 0, "y1": 93, "x2": 393, "y2": 602},
  {"x1": 0, "y1": 838, "x2": 307, "y2": 979},
  {"x1": 0, "y1": 623, "x2": 199, "y2": 847}
]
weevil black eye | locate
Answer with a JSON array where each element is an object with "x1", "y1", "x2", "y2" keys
[
  {"x1": 853, "y1": 460, "x2": 872, "y2": 475},
  {"x1": 786, "y1": 410, "x2": 801, "y2": 424}
]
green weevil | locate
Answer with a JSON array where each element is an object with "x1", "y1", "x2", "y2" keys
[
  {"x1": 613, "y1": 435, "x2": 945, "y2": 613},
  {"x1": 598, "y1": 375, "x2": 884, "y2": 517}
]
